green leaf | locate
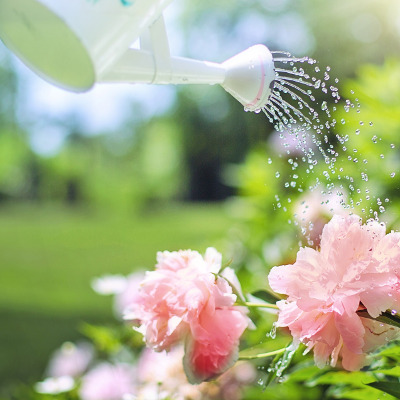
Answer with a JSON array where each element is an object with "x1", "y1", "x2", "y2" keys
[
  {"x1": 286, "y1": 364, "x2": 324, "y2": 383},
  {"x1": 328, "y1": 386, "x2": 395, "y2": 400},
  {"x1": 357, "y1": 310, "x2": 400, "y2": 329},
  {"x1": 238, "y1": 338, "x2": 289, "y2": 359},
  {"x1": 366, "y1": 381, "x2": 400, "y2": 398},
  {"x1": 250, "y1": 290, "x2": 281, "y2": 304},
  {"x1": 80, "y1": 323, "x2": 121, "y2": 353},
  {"x1": 307, "y1": 371, "x2": 374, "y2": 387},
  {"x1": 372, "y1": 366, "x2": 400, "y2": 377},
  {"x1": 263, "y1": 352, "x2": 285, "y2": 388},
  {"x1": 258, "y1": 344, "x2": 298, "y2": 388},
  {"x1": 376, "y1": 343, "x2": 400, "y2": 358}
]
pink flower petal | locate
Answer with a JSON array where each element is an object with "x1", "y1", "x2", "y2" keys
[
  {"x1": 360, "y1": 285, "x2": 399, "y2": 318},
  {"x1": 268, "y1": 213, "x2": 400, "y2": 371},
  {"x1": 183, "y1": 308, "x2": 247, "y2": 384},
  {"x1": 340, "y1": 344, "x2": 368, "y2": 371},
  {"x1": 362, "y1": 318, "x2": 400, "y2": 353},
  {"x1": 334, "y1": 310, "x2": 365, "y2": 354}
]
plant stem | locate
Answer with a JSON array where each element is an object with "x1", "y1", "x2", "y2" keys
[
  {"x1": 239, "y1": 347, "x2": 287, "y2": 360},
  {"x1": 240, "y1": 302, "x2": 279, "y2": 309}
]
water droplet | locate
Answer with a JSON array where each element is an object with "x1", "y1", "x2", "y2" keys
[
  {"x1": 369, "y1": 122, "x2": 373, "y2": 126},
  {"x1": 275, "y1": 171, "x2": 280, "y2": 178},
  {"x1": 391, "y1": 172, "x2": 396, "y2": 178},
  {"x1": 267, "y1": 323, "x2": 277, "y2": 339}
]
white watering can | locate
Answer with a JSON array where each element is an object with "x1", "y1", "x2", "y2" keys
[{"x1": 0, "y1": 0, "x2": 276, "y2": 112}]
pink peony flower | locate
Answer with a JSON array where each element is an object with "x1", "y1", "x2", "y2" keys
[
  {"x1": 269, "y1": 127, "x2": 315, "y2": 157},
  {"x1": 92, "y1": 273, "x2": 146, "y2": 318},
  {"x1": 127, "y1": 248, "x2": 249, "y2": 383},
  {"x1": 137, "y1": 346, "x2": 203, "y2": 400},
  {"x1": 114, "y1": 272, "x2": 145, "y2": 317},
  {"x1": 46, "y1": 341, "x2": 94, "y2": 378},
  {"x1": 294, "y1": 188, "x2": 348, "y2": 246},
  {"x1": 79, "y1": 363, "x2": 136, "y2": 400},
  {"x1": 35, "y1": 376, "x2": 75, "y2": 395},
  {"x1": 136, "y1": 346, "x2": 256, "y2": 400},
  {"x1": 268, "y1": 214, "x2": 400, "y2": 371}
]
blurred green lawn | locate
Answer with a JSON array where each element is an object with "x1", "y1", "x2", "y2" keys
[{"x1": 0, "y1": 203, "x2": 231, "y2": 389}]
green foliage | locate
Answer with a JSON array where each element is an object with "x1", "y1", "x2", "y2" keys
[
  {"x1": 0, "y1": 203, "x2": 231, "y2": 390},
  {"x1": 221, "y1": 57, "x2": 400, "y2": 399},
  {"x1": 332, "y1": 58, "x2": 400, "y2": 222},
  {"x1": 1, "y1": 2, "x2": 400, "y2": 399},
  {"x1": 250, "y1": 289, "x2": 282, "y2": 304}
]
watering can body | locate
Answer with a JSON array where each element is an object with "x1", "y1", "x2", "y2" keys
[
  {"x1": 0, "y1": 0, "x2": 275, "y2": 111},
  {"x1": 0, "y1": 0, "x2": 173, "y2": 91}
]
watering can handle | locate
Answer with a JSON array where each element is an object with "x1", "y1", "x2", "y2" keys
[
  {"x1": 139, "y1": 15, "x2": 172, "y2": 83},
  {"x1": 98, "y1": 14, "x2": 274, "y2": 112},
  {"x1": 98, "y1": 13, "x2": 226, "y2": 86}
]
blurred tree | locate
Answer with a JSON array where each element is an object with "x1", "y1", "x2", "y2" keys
[
  {"x1": 0, "y1": 0, "x2": 399, "y2": 206},
  {"x1": 0, "y1": 49, "x2": 18, "y2": 128}
]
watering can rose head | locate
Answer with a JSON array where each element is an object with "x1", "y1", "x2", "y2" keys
[
  {"x1": 125, "y1": 247, "x2": 250, "y2": 384},
  {"x1": 268, "y1": 214, "x2": 400, "y2": 370}
]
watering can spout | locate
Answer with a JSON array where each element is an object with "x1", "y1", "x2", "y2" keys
[{"x1": 100, "y1": 44, "x2": 276, "y2": 112}]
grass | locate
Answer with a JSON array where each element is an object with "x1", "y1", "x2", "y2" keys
[{"x1": 0, "y1": 202, "x2": 232, "y2": 389}]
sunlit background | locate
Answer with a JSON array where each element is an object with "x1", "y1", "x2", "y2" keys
[{"x1": 1, "y1": 0, "x2": 400, "y2": 395}]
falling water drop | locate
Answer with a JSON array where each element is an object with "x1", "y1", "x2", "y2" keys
[{"x1": 261, "y1": 52, "x2": 391, "y2": 225}]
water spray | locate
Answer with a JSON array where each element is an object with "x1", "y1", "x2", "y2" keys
[{"x1": 0, "y1": 0, "x2": 277, "y2": 112}]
